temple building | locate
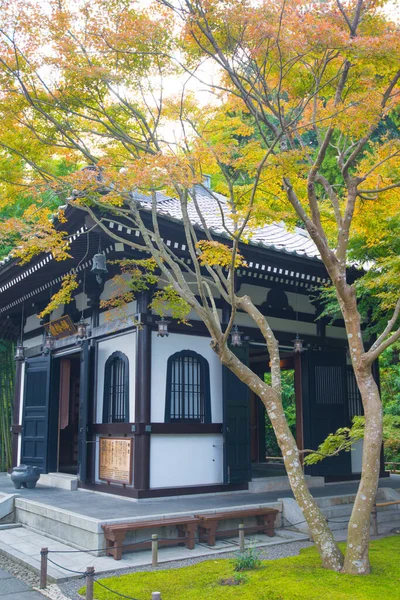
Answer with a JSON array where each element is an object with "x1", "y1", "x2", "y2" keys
[{"x1": 0, "y1": 188, "x2": 383, "y2": 499}]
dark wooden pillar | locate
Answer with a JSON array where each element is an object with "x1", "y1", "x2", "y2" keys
[
  {"x1": 294, "y1": 352, "x2": 304, "y2": 458},
  {"x1": 134, "y1": 291, "x2": 152, "y2": 490},
  {"x1": 87, "y1": 276, "x2": 104, "y2": 330}
]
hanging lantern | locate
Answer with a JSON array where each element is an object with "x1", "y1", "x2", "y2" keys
[
  {"x1": 231, "y1": 325, "x2": 243, "y2": 347},
  {"x1": 77, "y1": 317, "x2": 89, "y2": 339},
  {"x1": 292, "y1": 333, "x2": 304, "y2": 353},
  {"x1": 157, "y1": 317, "x2": 170, "y2": 338},
  {"x1": 91, "y1": 252, "x2": 108, "y2": 284},
  {"x1": 43, "y1": 333, "x2": 55, "y2": 354},
  {"x1": 14, "y1": 343, "x2": 25, "y2": 361}
]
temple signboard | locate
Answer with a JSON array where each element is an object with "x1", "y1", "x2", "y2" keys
[
  {"x1": 44, "y1": 315, "x2": 77, "y2": 339},
  {"x1": 99, "y1": 438, "x2": 132, "y2": 484}
]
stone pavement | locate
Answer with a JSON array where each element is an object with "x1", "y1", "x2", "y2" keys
[
  {"x1": 0, "y1": 566, "x2": 43, "y2": 599},
  {"x1": 0, "y1": 525, "x2": 307, "y2": 582},
  {"x1": 0, "y1": 473, "x2": 398, "y2": 521}
]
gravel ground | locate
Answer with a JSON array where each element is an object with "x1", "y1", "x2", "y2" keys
[{"x1": 57, "y1": 540, "x2": 313, "y2": 600}]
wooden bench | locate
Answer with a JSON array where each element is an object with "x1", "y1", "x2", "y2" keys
[
  {"x1": 102, "y1": 516, "x2": 200, "y2": 560},
  {"x1": 194, "y1": 507, "x2": 279, "y2": 546}
]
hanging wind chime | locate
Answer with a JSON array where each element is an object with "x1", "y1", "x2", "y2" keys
[
  {"x1": 292, "y1": 283, "x2": 304, "y2": 353},
  {"x1": 14, "y1": 304, "x2": 26, "y2": 361}
]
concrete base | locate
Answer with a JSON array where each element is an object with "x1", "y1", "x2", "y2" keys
[
  {"x1": 14, "y1": 496, "x2": 283, "y2": 556},
  {"x1": 0, "y1": 493, "x2": 18, "y2": 524},
  {"x1": 249, "y1": 475, "x2": 324, "y2": 493},
  {"x1": 38, "y1": 473, "x2": 78, "y2": 491}
]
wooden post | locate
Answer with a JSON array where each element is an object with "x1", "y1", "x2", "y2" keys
[
  {"x1": 239, "y1": 523, "x2": 245, "y2": 552},
  {"x1": 86, "y1": 566, "x2": 95, "y2": 600},
  {"x1": 152, "y1": 593, "x2": 162, "y2": 600},
  {"x1": 40, "y1": 547, "x2": 48, "y2": 590},
  {"x1": 152, "y1": 534, "x2": 158, "y2": 567},
  {"x1": 372, "y1": 507, "x2": 379, "y2": 536}
]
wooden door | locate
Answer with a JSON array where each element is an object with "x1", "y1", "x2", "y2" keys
[
  {"x1": 301, "y1": 350, "x2": 351, "y2": 479},
  {"x1": 21, "y1": 355, "x2": 51, "y2": 473},
  {"x1": 223, "y1": 345, "x2": 251, "y2": 484}
]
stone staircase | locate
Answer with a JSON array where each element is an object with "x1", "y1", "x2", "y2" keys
[{"x1": 281, "y1": 487, "x2": 400, "y2": 536}]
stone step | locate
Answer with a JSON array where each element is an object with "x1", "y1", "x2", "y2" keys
[
  {"x1": 38, "y1": 473, "x2": 78, "y2": 491},
  {"x1": 321, "y1": 502, "x2": 400, "y2": 520},
  {"x1": 249, "y1": 475, "x2": 324, "y2": 493},
  {"x1": 326, "y1": 509, "x2": 400, "y2": 531}
]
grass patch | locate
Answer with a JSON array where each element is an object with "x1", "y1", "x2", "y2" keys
[{"x1": 80, "y1": 536, "x2": 400, "y2": 600}]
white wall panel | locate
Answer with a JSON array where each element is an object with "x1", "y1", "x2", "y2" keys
[
  {"x1": 234, "y1": 313, "x2": 317, "y2": 336},
  {"x1": 24, "y1": 335, "x2": 43, "y2": 349},
  {"x1": 151, "y1": 332, "x2": 223, "y2": 423},
  {"x1": 150, "y1": 434, "x2": 224, "y2": 488},
  {"x1": 326, "y1": 325, "x2": 347, "y2": 340},
  {"x1": 24, "y1": 314, "x2": 41, "y2": 334},
  {"x1": 96, "y1": 331, "x2": 136, "y2": 423}
]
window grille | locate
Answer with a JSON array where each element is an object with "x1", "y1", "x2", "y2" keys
[
  {"x1": 103, "y1": 352, "x2": 129, "y2": 423},
  {"x1": 347, "y1": 367, "x2": 363, "y2": 418},
  {"x1": 165, "y1": 350, "x2": 211, "y2": 423}
]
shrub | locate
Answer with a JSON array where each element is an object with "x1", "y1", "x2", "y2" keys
[{"x1": 232, "y1": 547, "x2": 261, "y2": 571}]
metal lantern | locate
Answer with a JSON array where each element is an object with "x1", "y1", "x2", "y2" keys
[
  {"x1": 91, "y1": 252, "x2": 108, "y2": 284},
  {"x1": 14, "y1": 343, "x2": 25, "y2": 361},
  {"x1": 43, "y1": 333, "x2": 55, "y2": 354},
  {"x1": 293, "y1": 333, "x2": 304, "y2": 353},
  {"x1": 231, "y1": 325, "x2": 243, "y2": 347},
  {"x1": 157, "y1": 317, "x2": 170, "y2": 338},
  {"x1": 77, "y1": 317, "x2": 89, "y2": 339}
]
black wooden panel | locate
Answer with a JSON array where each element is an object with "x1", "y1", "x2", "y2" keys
[
  {"x1": 78, "y1": 341, "x2": 91, "y2": 483},
  {"x1": 301, "y1": 350, "x2": 351, "y2": 479},
  {"x1": 223, "y1": 345, "x2": 251, "y2": 485},
  {"x1": 21, "y1": 355, "x2": 51, "y2": 473}
]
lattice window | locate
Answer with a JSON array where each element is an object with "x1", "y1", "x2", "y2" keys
[
  {"x1": 103, "y1": 352, "x2": 129, "y2": 423},
  {"x1": 315, "y1": 365, "x2": 344, "y2": 404},
  {"x1": 165, "y1": 350, "x2": 211, "y2": 423},
  {"x1": 347, "y1": 367, "x2": 363, "y2": 418}
]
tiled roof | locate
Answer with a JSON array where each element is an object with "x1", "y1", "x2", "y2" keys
[
  {"x1": 146, "y1": 188, "x2": 320, "y2": 260},
  {"x1": 0, "y1": 188, "x2": 320, "y2": 271}
]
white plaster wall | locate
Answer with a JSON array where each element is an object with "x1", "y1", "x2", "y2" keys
[
  {"x1": 239, "y1": 283, "x2": 269, "y2": 306},
  {"x1": 51, "y1": 304, "x2": 64, "y2": 320},
  {"x1": 24, "y1": 314, "x2": 41, "y2": 334},
  {"x1": 74, "y1": 292, "x2": 89, "y2": 313},
  {"x1": 151, "y1": 332, "x2": 223, "y2": 423},
  {"x1": 234, "y1": 313, "x2": 317, "y2": 336},
  {"x1": 96, "y1": 331, "x2": 136, "y2": 423},
  {"x1": 326, "y1": 325, "x2": 348, "y2": 340},
  {"x1": 150, "y1": 434, "x2": 224, "y2": 488},
  {"x1": 24, "y1": 335, "x2": 43, "y2": 349},
  {"x1": 98, "y1": 301, "x2": 137, "y2": 326},
  {"x1": 98, "y1": 270, "x2": 136, "y2": 325}
]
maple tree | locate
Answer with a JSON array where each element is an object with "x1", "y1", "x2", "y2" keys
[{"x1": 0, "y1": 0, "x2": 399, "y2": 575}]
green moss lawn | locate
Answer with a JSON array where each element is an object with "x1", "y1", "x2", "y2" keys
[{"x1": 82, "y1": 536, "x2": 400, "y2": 600}]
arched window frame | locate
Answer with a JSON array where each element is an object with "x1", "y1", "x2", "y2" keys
[
  {"x1": 165, "y1": 350, "x2": 211, "y2": 424},
  {"x1": 102, "y1": 351, "x2": 129, "y2": 424}
]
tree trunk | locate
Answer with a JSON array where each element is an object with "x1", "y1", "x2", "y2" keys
[
  {"x1": 343, "y1": 369, "x2": 382, "y2": 575},
  {"x1": 336, "y1": 293, "x2": 383, "y2": 575},
  {"x1": 219, "y1": 345, "x2": 344, "y2": 572}
]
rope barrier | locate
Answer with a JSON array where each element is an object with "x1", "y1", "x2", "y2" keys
[{"x1": 46, "y1": 556, "x2": 87, "y2": 576}]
